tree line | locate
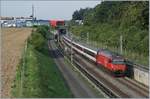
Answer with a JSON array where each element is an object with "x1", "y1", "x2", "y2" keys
[{"x1": 70, "y1": 1, "x2": 149, "y2": 65}]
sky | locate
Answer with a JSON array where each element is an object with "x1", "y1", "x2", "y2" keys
[{"x1": 1, "y1": 1, "x2": 101, "y2": 20}]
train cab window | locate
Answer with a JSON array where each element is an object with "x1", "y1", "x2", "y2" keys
[
  {"x1": 97, "y1": 49, "x2": 105, "y2": 55},
  {"x1": 112, "y1": 60, "x2": 125, "y2": 64}
]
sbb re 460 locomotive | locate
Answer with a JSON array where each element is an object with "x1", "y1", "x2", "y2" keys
[
  {"x1": 62, "y1": 36, "x2": 127, "y2": 76},
  {"x1": 96, "y1": 49, "x2": 127, "y2": 75}
]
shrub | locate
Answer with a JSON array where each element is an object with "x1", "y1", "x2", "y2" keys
[
  {"x1": 28, "y1": 32, "x2": 45, "y2": 50},
  {"x1": 36, "y1": 25, "x2": 49, "y2": 39}
]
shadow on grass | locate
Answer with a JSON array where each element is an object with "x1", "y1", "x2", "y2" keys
[{"x1": 48, "y1": 49, "x2": 63, "y2": 59}]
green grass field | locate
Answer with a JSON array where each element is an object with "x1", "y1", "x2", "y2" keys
[
  {"x1": 11, "y1": 26, "x2": 73, "y2": 98},
  {"x1": 12, "y1": 43, "x2": 73, "y2": 97}
]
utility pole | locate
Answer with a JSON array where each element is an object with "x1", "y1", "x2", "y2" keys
[
  {"x1": 32, "y1": 4, "x2": 34, "y2": 20},
  {"x1": 120, "y1": 35, "x2": 123, "y2": 54},
  {"x1": 71, "y1": 34, "x2": 73, "y2": 63},
  {"x1": 32, "y1": 4, "x2": 34, "y2": 26},
  {"x1": 87, "y1": 32, "x2": 89, "y2": 44}
]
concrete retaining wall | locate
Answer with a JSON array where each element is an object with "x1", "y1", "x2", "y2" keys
[{"x1": 133, "y1": 68, "x2": 149, "y2": 86}]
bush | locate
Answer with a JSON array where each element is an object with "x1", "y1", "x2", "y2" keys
[
  {"x1": 28, "y1": 32, "x2": 45, "y2": 50},
  {"x1": 36, "y1": 25, "x2": 49, "y2": 39}
]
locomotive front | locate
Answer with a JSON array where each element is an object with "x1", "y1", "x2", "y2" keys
[
  {"x1": 96, "y1": 49, "x2": 127, "y2": 76},
  {"x1": 111, "y1": 57, "x2": 127, "y2": 75}
]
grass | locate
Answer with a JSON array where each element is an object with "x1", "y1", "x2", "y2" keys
[{"x1": 11, "y1": 41, "x2": 73, "y2": 97}]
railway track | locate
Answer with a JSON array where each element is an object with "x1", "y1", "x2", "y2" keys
[
  {"x1": 116, "y1": 78, "x2": 149, "y2": 97},
  {"x1": 56, "y1": 40, "x2": 149, "y2": 98},
  {"x1": 56, "y1": 41, "x2": 130, "y2": 97},
  {"x1": 74, "y1": 52, "x2": 149, "y2": 98},
  {"x1": 124, "y1": 77, "x2": 149, "y2": 92},
  {"x1": 73, "y1": 57, "x2": 129, "y2": 98},
  {"x1": 48, "y1": 39, "x2": 106, "y2": 98},
  {"x1": 56, "y1": 42, "x2": 124, "y2": 97},
  {"x1": 78, "y1": 49, "x2": 149, "y2": 96}
]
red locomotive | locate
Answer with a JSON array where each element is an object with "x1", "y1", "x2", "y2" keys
[
  {"x1": 62, "y1": 36, "x2": 127, "y2": 76},
  {"x1": 96, "y1": 49, "x2": 127, "y2": 75},
  {"x1": 49, "y1": 20, "x2": 64, "y2": 28}
]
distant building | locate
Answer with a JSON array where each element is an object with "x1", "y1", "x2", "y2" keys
[
  {"x1": 25, "y1": 20, "x2": 49, "y2": 27},
  {"x1": 1, "y1": 16, "x2": 32, "y2": 28},
  {"x1": 1, "y1": 16, "x2": 50, "y2": 27},
  {"x1": 25, "y1": 20, "x2": 33, "y2": 27},
  {"x1": 1, "y1": 20, "x2": 16, "y2": 27},
  {"x1": 16, "y1": 20, "x2": 26, "y2": 27},
  {"x1": 0, "y1": 16, "x2": 14, "y2": 20}
]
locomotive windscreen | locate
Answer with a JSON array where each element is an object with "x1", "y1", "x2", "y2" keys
[
  {"x1": 57, "y1": 21, "x2": 64, "y2": 26},
  {"x1": 112, "y1": 59, "x2": 125, "y2": 64}
]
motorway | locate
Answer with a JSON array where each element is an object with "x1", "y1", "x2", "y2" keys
[{"x1": 48, "y1": 39, "x2": 103, "y2": 98}]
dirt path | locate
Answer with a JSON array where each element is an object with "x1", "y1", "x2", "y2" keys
[{"x1": 1, "y1": 28, "x2": 32, "y2": 98}]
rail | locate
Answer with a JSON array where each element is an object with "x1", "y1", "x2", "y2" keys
[
  {"x1": 126, "y1": 60, "x2": 149, "y2": 72},
  {"x1": 72, "y1": 59, "x2": 119, "y2": 98},
  {"x1": 56, "y1": 35, "x2": 149, "y2": 97},
  {"x1": 55, "y1": 41, "x2": 124, "y2": 98}
]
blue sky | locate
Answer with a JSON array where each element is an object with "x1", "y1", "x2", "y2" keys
[{"x1": 1, "y1": 1, "x2": 101, "y2": 20}]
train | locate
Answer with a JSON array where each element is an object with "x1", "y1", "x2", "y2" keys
[
  {"x1": 61, "y1": 36, "x2": 127, "y2": 76},
  {"x1": 49, "y1": 20, "x2": 65, "y2": 28},
  {"x1": 50, "y1": 20, "x2": 66, "y2": 40}
]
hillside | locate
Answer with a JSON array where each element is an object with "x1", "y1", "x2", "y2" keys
[{"x1": 70, "y1": 1, "x2": 149, "y2": 65}]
